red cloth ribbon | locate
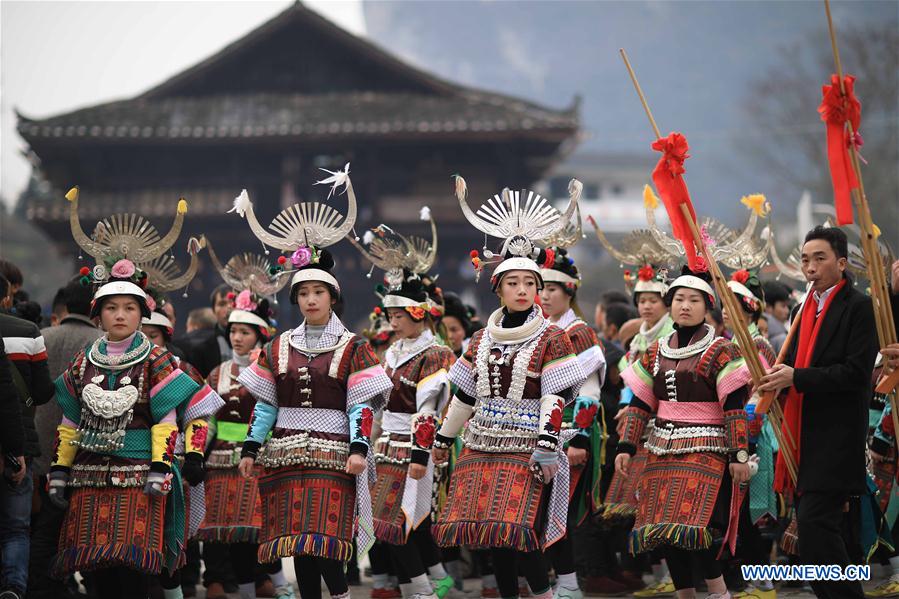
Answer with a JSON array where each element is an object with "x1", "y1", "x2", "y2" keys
[
  {"x1": 818, "y1": 74, "x2": 861, "y2": 226},
  {"x1": 650, "y1": 133, "x2": 702, "y2": 271},
  {"x1": 773, "y1": 278, "x2": 847, "y2": 495}
]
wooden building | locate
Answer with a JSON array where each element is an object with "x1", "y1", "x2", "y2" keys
[{"x1": 16, "y1": 2, "x2": 579, "y2": 324}]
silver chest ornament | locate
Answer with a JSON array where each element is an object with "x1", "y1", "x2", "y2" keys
[{"x1": 78, "y1": 379, "x2": 140, "y2": 452}]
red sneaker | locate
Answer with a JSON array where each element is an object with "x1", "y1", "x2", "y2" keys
[
  {"x1": 481, "y1": 587, "x2": 500, "y2": 598},
  {"x1": 371, "y1": 588, "x2": 402, "y2": 599},
  {"x1": 582, "y1": 576, "x2": 630, "y2": 597}
]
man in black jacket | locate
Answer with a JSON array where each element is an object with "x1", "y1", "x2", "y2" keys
[
  {"x1": 0, "y1": 274, "x2": 54, "y2": 599},
  {"x1": 759, "y1": 226, "x2": 877, "y2": 599}
]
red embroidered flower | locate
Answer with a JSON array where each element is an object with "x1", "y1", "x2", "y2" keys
[
  {"x1": 359, "y1": 407, "x2": 373, "y2": 438},
  {"x1": 732, "y1": 269, "x2": 750, "y2": 285},
  {"x1": 414, "y1": 417, "x2": 436, "y2": 449},
  {"x1": 164, "y1": 430, "x2": 178, "y2": 463},
  {"x1": 575, "y1": 404, "x2": 598, "y2": 429},
  {"x1": 546, "y1": 406, "x2": 564, "y2": 434},
  {"x1": 638, "y1": 264, "x2": 655, "y2": 282},
  {"x1": 190, "y1": 423, "x2": 208, "y2": 451}
]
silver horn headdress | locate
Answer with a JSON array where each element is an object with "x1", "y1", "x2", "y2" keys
[
  {"x1": 65, "y1": 186, "x2": 188, "y2": 263},
  {"x1": 207, "y1": 239, "x2": 290, "y2": 300},
  {"x1": 456, "y1": 175, "x2": 581, "y2": 287}
]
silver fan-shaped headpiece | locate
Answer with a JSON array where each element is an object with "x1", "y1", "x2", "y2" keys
[
  {"x1": 228, "y1": 163, "x2": 357, "y2": 252},
  {"x1": 207, "y1": 239, "x2": 290, "y2": 298}
]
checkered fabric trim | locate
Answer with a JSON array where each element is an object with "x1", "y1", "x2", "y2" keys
[
  {"x1": 237, "y1": 365, "x2": 278, "y2": 406},
  {"x1": 275, "y1": 407, "x2": 349, "y2": 435}
]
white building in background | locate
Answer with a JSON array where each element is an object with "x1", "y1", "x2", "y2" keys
[{"x1": 538, "y1": 150, "x2": 669, "y2": 234}]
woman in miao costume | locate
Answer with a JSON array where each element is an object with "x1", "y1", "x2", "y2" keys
[
  {"x1": 720, "y1": 269, "x2": 779, "y2": 599},
  {"x1": 352, "y1": 211, "x2": 457, "y2": 599},
  {"x1": 538, "y1": 228, "x2": 608, "y2": 599},
  {"x1": 231, "y1": 167, "x2": 393, "y2": 599},
  {"x1": 615, "y1": 265, "x2": 753, "y2": 599},
  {"x1": 431, "y1": 177, "x2": 586, "y2": 599},
  {"x1": 200, "y1": 246, "x2": 295, "y2": 599},
  {"x1": 47, "y1": 190, "x2": 206, "y2": 599}
]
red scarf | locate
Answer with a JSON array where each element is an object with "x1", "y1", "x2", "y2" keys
[{"x1": 774, "y1": 279, "x2": 846, "y2": 494}]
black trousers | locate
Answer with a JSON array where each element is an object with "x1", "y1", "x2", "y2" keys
[
  {"x1": 796, "y1": 491, "x2": 864, "y2": 599},
  {"x1": 27, "y1": 479, "x2": 70, "y2": 599},
  {"x1": 491, "y1": 549, "x2": 550, "y2": 598},
  {"x1": 294, "y1": 555, "x2": 347, "y2": 599}
]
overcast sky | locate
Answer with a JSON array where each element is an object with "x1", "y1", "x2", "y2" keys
[{"x1": 0, "y1": 0, "x2": 365, "y2": 208}]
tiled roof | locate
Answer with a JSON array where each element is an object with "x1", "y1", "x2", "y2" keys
[{"x1": 18, "y1": 91, "x2": 577, "y2": 143}]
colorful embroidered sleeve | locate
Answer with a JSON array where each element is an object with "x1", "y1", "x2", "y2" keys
[
  {"x1": 538, "y1": 394, "x2": 565, "y2": 451},
  {"x1": 568, "y1": 323, "x2": 607, "y2": 386},
  {"x1": 150, "y1": 421, "x2": 179, "y2": 468},
  {"x1": 571, "y1": 392, "x2": 600, "y2": 439},
  {"x1": 148, "y1": 348, "x2": 202, "y2": 421},
  {"x1": 346, "y1": 340, "x2": 393, "y2": 410},
  {"x1": 416, "y1": 347, "x2": 454, "y2": 413},
  {"x1": 448, "y1": 330, "x2": 479, "y2": 398},
  {"x1": 709, "y1": 341, "x2": 752, "y2": 403},
  {"x1": 754, "y1": 337, "x2": 777, "y2": 371},
  {"x1": 180, "y1": 361, "x2": 224, "y2": 424},
  {"x1": 617, "y1": 406, "x2": 651, "y2": 455},
  {"x1": 238, "y1": 340, "x2": 278, "y2": 407},
  {"x1": 185, "y1": 419, "x2": 210, "y2": 456},
  {"x1": 242, "y1": 400, "x2": 278, "y2": 458},
  {"x1": 724, "y1": 409, "x2": 749, "y2": 453},
  {"x1": 54, "y1": 356, "x2": 84, "y2": 425},
  {"x1": 348, "y1": 402, "x2": 374, "y2": 455},
  {"x1": 540, "y1": 328, "x2": 586, "y2": 400},
  {"x1": 52, "y1": 423, "x2": 79, "y2": 469},
  {"x1": 619, "y1": 343, "x2": 659, "y2": 412}
]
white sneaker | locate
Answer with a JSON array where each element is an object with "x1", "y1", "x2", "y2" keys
[{"x1": 553, "y1": 587, "x2": 583, "y2": 599}]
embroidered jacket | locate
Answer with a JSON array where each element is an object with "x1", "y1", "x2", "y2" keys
[
  {"x1": 436, "y1": 306, "x2": 585, "y2": 454},
  {"x1": 239, "y1": 315, "x2": 392, "y2": 470},
  {"x1": 381, "y1": 330, "x2": 455, "y2": 465},
  {"x1": 618, "y1": 324, "x2": 751, "y2": 459},
  {"x1": 51, "y1": 335, "x2": 201, "y2": 488}
]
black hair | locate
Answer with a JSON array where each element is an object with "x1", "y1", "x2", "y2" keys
[
  {"x1": 442, "y1": 292, "x2": 473, "y2": 336},
  {"x1": 605, "y1": 302, "x2": 637, "y2": 330},
  {"x1": 0, "y1": 260, "x2": 23, "y2": 289},
  {"x1": 761, "y1": 281, "x2": 791, "y2": 306},
  {"x1": 209, "y1": 283, "x2": 232, "y2": 307},
  {"x1": 0, "y1": 275, "x2": 8, "y2": 300},
  {"x1": 64, "y1": 277, "x2": 94, "y2": 316},
  {"x1": 708, "y1": 307, "x2": 724, "y2": 327},
  {"x1": 803, "y1": 225, "x2": 848, "y2": 260},
  {"x1": 599, "y1": 289, "x2": 632, "y2": 309},
  {"x1": 51, "y1": 288, "x2": 68, "y2": 316}
]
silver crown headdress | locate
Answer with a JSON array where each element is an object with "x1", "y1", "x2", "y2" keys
[{"x1": 137, "y1": 236, "x2": 206, "y2": 299}]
